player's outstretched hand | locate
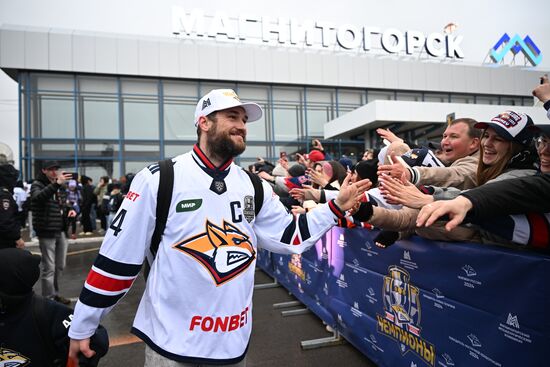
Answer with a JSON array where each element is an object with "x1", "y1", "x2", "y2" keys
[{"x1": 334, "y1": 174, "x2": 371, "y2": 212}]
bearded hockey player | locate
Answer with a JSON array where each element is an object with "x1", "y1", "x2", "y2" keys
[{"x1": 68, "y1": 89, "x2": 370, "y2": 366}]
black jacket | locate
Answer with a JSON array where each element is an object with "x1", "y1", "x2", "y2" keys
[
  {"x1": 31, "y1": 173, "x2": 64, "y2": 238},
  {"x1": 462, "y1": 173, "x2": 550, "y2": 221},
  {"x1": 80, "y1": 183, "x2": 96, "y2": 211},
  {"x1": 0, "y1": 187, "x2": 20, "y2": 248},
  {"x1": 0, "y1": 164, "x2": 21, "y2": 248},
  {"x1": 0, "y1": 294, "x2": 109, "y2": 367},
  {"x1": 0, "y1": 248, "x2": 109, "y2": 367}
]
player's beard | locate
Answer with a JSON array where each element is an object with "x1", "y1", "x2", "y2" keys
[{"x1": 207, "y1": 123, "x2": 246, "y2": 160}]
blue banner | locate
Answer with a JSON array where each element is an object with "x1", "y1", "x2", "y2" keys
[
  {"x1": 256, "y1": 247, "x2": 274, "y2": 277},
  {"x1": 258, "y1": 228, "x2": 550, "y2": 367}
]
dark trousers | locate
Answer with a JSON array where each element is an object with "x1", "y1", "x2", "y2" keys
[
  {"x1": 81, "y1": 207, "x2": 93, "y2": 232},
  {"x1": 97, "y1": 209, "x2": 107, "y2": 231},
  {"x1": 17, "y1": 211, "x2": 27, "y2": 228},
  {"x1": 67, "y1": 216, "x2": 77, "y2": 235}
]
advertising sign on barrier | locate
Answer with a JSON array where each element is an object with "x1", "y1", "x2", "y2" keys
[{"x1": 257, "y1": 227, "x2": 549, "y2": 367}]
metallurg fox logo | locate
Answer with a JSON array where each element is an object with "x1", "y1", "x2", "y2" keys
[
  {"x1": 0, "y1": 348, "x2": 31, "y2": 366},
  {"x1": 174, "y1": 219, "x2": 255, "y2": 286}
]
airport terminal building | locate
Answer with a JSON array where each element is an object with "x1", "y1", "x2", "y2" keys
[{"x1": 0, "y1": 5, "x2": 548, "y2": 179}]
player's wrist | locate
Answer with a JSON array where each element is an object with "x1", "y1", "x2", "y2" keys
[{"x1": 328, "y1": 199, "x2": 346, "y2": 219}]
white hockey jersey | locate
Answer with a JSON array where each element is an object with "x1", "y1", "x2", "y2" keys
[{"x1": 69, "y1": 145, "x2": 346, "y2": 363}]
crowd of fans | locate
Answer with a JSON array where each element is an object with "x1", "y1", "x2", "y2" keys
[
  {"x1": 245, "y1": 77, "x2": 550, "y2": 252},
  {"x1": 5, "y1": 80, "x2": 547, "y2": 252},
  {"x1": 245, "y1": 107, "x2": 549, "y2": 251}
]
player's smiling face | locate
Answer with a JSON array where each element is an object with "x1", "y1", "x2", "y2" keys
[{"x1": 207, "y1": 107, "x2": 248, "y2": 159}]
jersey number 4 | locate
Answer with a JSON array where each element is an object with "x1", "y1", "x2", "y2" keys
[{"x1": 109, "y1": 209, "x2": 127, "y2": 236}]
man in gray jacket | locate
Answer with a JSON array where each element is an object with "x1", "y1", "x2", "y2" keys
[{"x1": 31, "y1": 160, "x2": 75, "y2": 305}]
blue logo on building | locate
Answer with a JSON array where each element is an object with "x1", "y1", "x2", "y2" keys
[{"x1": 490, "y1": 33, "x2": 542, "y2": 66}]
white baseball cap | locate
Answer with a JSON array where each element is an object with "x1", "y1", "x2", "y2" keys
[{"x1": 194, "y1": 89, "x2": 263, "y2": 126}]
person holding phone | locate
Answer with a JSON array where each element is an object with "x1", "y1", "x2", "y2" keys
[
  {"x1": 31, "y1": 161, "x2": 76, "y2": 305},
  {"x1": 533, "y1": 74, "x2": 550, "y2": 119},
  {"x1": 307, "y1": 139, "x2": 326, "y2": 162}
]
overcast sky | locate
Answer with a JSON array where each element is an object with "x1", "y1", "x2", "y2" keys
[{"x1": 1, "y1": 0, "x2": 548, "y2": 166}]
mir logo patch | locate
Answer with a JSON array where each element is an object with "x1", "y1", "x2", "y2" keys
[
  {"x1": 176, "y1": 199, "x2": 203, "y2": 212},
  {"x1": 202, "y1": 98, "x2": 211, "y2": 110}
]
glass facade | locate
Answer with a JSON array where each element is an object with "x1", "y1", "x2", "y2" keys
[{"x1": 18, "y1": 71, "x2": 531, "y2": 180}]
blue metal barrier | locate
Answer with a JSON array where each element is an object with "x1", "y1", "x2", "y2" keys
[{"x1": 256, "y1": 227, "x2": 550, "y2": 367}]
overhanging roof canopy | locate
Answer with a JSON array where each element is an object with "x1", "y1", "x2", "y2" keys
[{"x1": 324, "y1": 100, "x2": 549, "y2": 140}]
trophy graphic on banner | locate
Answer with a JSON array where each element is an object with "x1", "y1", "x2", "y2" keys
[{"x1": 383, "y1": 266, "x2": 421, "y2": 334}]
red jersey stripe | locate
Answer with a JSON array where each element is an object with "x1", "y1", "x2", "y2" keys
[
  {"x1": 329, "y1": 200, "x2": 345, "y2": 219},
  {"x1": 86, "y1": 269, "x2": 135, "y2": 292},
  {"x1": 193, "y1": 144, "x2": 233, "y2": 171},
  {"x1": 193, "y1": 144, "x2": 216, "y2": 169},
  {"x1": 219, "y1": 158, "x2": 233, "y2": 171}
]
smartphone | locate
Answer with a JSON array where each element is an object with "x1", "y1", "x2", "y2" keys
[
  {"x1": 534, "y1": 74, "x2": 548, "y2": 106},
  {"x1": 280, "y1": 151, "x2": 287, "y2": 158},
  {"x1": 67, "y1": 172, "x2": 78, "y2": 180}
]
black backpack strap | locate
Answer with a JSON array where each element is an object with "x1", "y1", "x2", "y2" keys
[
  {"x1": 244, "y1": 170, "x2": 264, "y2": 217},
  {"x1": 145, "y1": 159, "x2": 174, "y2": 279}
]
